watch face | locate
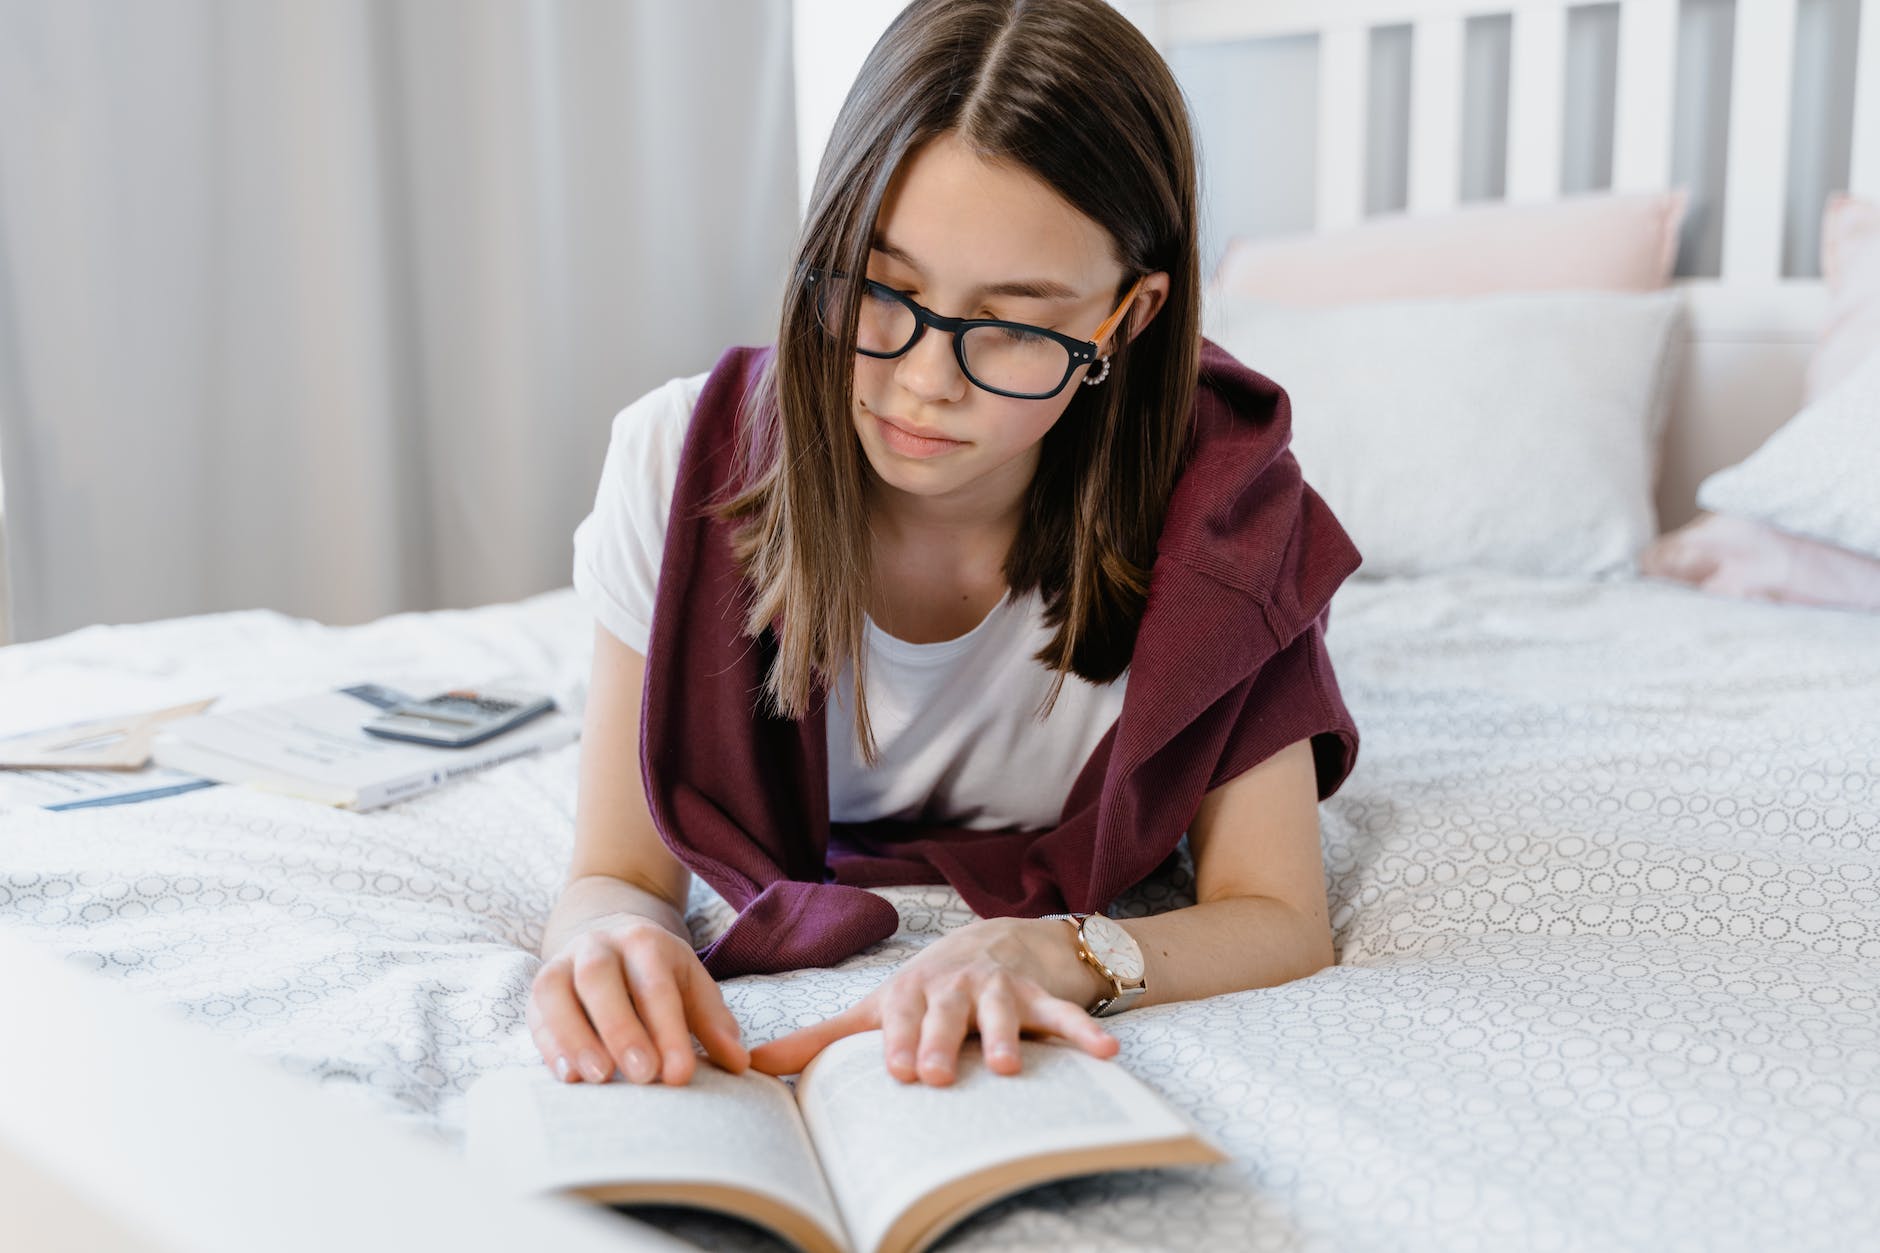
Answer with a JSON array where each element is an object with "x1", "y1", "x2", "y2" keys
[{"x1": 1083, "y1": 914, "x2": 1144, "y2": 981}]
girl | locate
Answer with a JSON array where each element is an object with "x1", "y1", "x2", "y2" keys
[{"x1": 529, "y1": 0, "x2": 1362, "y2": 1091}]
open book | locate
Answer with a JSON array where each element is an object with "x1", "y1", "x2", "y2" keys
[{"x1": 465, "y1": 1030, "x2": 1227, "y2": 1253}]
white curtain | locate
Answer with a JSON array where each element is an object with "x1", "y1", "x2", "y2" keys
[{"x1": 0, "y1": 0, "x2": 799, "y2": 644}]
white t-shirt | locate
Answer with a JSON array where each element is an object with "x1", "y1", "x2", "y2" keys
[{"x1": 570, "y1": 372, "x2": 1129, "y2": 831}]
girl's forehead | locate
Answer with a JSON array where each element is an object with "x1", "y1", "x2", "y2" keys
[
  {"x1": 869, "y1": 231, "x2": 1083, "y2": 302},
  {"x1": 872, "y1": 135, "x2": 1115, "y2": 291}
]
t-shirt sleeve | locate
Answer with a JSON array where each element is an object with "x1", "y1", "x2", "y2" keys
[{"x1": 570, "y1": 370, "x2": 712, "y2": 655}]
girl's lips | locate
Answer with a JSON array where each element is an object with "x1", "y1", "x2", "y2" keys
[{"x1": 873, "y1": 413, "x2": 965, "y2": 459}]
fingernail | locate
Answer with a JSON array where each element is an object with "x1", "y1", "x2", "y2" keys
[
  {"x1": 890, "y1": 1049, "x2": 914, "y2": 1072},
  {"x1": 579, "y1": 1051, "x2": 612, "y2": 1083},
  {"x1": 990, "y1": 1044, "x2": 1016, "y2": 1062},
  {"x1": 625, "y1": 1048, "x2": 655, "y2": 1083},
  {"x1": 555, "y1": 1055, "x2": 573, "y2": 1082}
]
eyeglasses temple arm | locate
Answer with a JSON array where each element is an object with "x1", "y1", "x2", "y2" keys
[{"x1": 1087, "y1": 272, "x2": 1148, "y2": 352}]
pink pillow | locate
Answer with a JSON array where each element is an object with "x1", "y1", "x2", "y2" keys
[
  {"x1": 1637, "y1": 511, "x2": 1880, "y2": 612},
  {"x1": 1807, "y1": 192, "x2": 1880, "y2": 403},
  {"x1": 1208, "y1": 189, "x2": 1688, "y2": 304}
]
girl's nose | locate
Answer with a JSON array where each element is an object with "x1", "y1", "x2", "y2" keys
[{"x1": 892, "y1": 325, "x2": 969, "y2": 403}]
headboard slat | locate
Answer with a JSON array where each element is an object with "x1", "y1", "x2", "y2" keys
[
  {"x1": 1849, "y1": 0, "x2": 1880, "y2": 197},
  {"x1": 1317, "y1": 24, "x2": 1371, "y2": 231},
  {"x1": 1720, "y1": 0, "x2": 1799, "y2": 282},
  {"x1": 1612, "y1": 0, "x2": 1679, "y2": 192},
  {"x1": 1508, "y1": 3, "x2": 1568, "y2": 201},
  {"x1": 1409, "y1": 14, "x2": 1466, "y2": 211}
]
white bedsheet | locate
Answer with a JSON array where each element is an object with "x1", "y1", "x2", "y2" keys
[{"x1": 2, "y1": 573, "x2": 1876, "y2": 1251}]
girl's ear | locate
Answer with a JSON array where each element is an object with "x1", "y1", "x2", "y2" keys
[{"x1": 1110, "y1": 271, "x2": 1171, "y2": 353}]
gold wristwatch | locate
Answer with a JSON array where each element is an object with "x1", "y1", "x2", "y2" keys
[{"x1": 1047, "y1": 911, "x2": 1147, "y2": 1016}]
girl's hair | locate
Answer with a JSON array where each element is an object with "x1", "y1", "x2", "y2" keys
[{"x1": 712, "y1": 0, "x2": 1202, "y2": 766}]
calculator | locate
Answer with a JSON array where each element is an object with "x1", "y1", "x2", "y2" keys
[{"x1": 361, "y1": 686, "x2": 557, "y2": 748}]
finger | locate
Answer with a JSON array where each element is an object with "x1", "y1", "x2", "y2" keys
[
  {"x1": 1022, "y1": 993, "x2": 1121, "y2": 1059},
  {"x1": 746, "y1": 1030, "x2": 808, "y2": 1076},
  {"x1": 569, "y1": 937, "x2": 661, "y2": 1083},
  {"x1": 680, "y1": 959, "x2": 750, "y2": 1075},
  {"x1": 543, "y1": 949, "x2": 635, "y2": 1084},
  {"x1": 915, "y1": 979, "x2": 975, "y2": 1086},
  {"x1": 747, "y1": 1012, "x2": 857, "y2": 1076},
  {"x1": 878, "y1": 984, "x2": 927, "y2": 1084},
  {"x1": 748, "y1": 999, "x2": 876, "y2": 1077},
  {"x1": 974, "y1": 977, "x2": 1024, "y2": 1076},
  {"x1": 527, "y1": 962, "x2": 595, "y2": 1082},
  {"x1": 622, "y1": 945, "x2": 697, "y2": 1085}
]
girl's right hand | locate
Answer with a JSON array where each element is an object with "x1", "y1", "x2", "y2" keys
[{"x1": 528, "y1": 918, "x2": 751, "y2": 1086}]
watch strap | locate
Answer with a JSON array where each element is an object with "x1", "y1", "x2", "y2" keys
[{"x1": 1092, "y1": 982, "x2": 1147, "y2": 1017}]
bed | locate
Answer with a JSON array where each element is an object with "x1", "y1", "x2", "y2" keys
[
  {"x1": 5, "y1": 566, "x2": 1877, "y2": 1249},
  {"x1": 7, "y1": 0, "x2": 1880, "y2": 1249}
]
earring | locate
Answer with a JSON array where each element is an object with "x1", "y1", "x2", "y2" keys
[{"x1": 1082, "y1": 353, "x2": 1112, "y2": 386}]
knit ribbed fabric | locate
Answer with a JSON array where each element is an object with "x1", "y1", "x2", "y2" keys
[{"x1": 639, "y1": 337, "x2": 1363, "y2": 979}]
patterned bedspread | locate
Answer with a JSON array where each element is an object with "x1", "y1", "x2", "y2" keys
[{"x1": 3, "y1": 571, "x2": 1876, "y2": 1251}]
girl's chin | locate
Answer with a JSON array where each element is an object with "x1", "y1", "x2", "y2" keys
[{"x1": 862, "y1": 447, "x2": 968, "y2": 493}]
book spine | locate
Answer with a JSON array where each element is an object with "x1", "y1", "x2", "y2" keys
[{"x1": 351, "y1": 725, "x2": 579, "y2": 811}]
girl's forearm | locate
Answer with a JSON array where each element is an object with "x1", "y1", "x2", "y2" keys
[{"x1": 1008, "y1": 897, "x2": 1335, "y2": 1012}]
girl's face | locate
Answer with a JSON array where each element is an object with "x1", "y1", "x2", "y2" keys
[{"x1": 850, "y1": 131, "x2": 1166, "y2": 518}]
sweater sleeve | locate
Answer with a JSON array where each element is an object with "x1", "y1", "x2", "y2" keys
[
  {"x1": 1208, "y1": 611, "x2": 1361, "y2": 803},
  {"x1": 570, "y1": 371, "x2": 710, "y2": 655}
]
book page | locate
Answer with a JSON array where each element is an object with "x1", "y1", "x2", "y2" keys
[
  {"x1": 465, "y1": 1062, "x2": 847, "y2": 1248},
  {"x1": 795, "y1": 1031, "x2": 1211, "y2": 1253}
]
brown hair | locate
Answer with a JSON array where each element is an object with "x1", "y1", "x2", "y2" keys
[{"x1": 712, "y1": 0, "x2": 1202, "y2": 765}]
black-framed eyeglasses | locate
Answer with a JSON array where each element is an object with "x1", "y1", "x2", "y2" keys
[{"x1": 805, "y1": 265, "x2": 1148, "y2": 400}]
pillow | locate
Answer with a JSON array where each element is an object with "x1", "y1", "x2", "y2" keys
[
  {"x1": 1208, "y1": 189, "x2": 1688, "y2": 306},
  {"x1": 1807, "y1": 192, "x2": 1880, "y2": 403},
  {"x1": 1638, "y1": 511, "x2": 1880, "y2": 612},
  {"x1": 1201, "y1": 288, "x2": 1686, "y2": 579},
  {"x1": 1694, "y1": 344, "x2": 1880, "y2": 561}
]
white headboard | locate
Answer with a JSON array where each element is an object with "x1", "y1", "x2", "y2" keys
[{"x1": 1117, "y1": 0, "x2": 1879, "y2": 532}]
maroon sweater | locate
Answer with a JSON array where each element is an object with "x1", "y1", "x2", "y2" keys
[{"x1": 639, "y1": 337, "x2": 1363, "y2": 979}]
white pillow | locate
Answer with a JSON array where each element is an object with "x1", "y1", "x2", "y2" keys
[
  {"x1": 1201, "y1": 289, "x2": 1686, "y2": 578},
  {"x1": 1695, "y1": 346, "x2": 1880, "y2": 561}
]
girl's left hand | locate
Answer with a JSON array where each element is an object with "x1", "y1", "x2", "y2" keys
[{"x1": 746, "y1": 918, "x2": 1119, "y2": 1085}]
